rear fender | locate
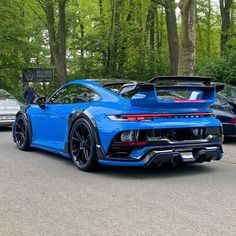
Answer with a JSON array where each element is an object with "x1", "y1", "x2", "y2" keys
[{"x1": 65, "y1": 110, "x2": 104, "y2": 158}]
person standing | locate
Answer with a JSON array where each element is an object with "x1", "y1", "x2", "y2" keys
[{"x1": 23, "y1": 82, "x2": 36, "y2": 104}]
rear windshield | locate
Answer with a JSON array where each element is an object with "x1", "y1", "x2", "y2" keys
[
  {"x1": 154, "y1": 80, "x2": 206, "y2": 87},
  {"x1": 120, "y1": 84, "x2": 207, "y2": 101},
  {"x1": 155, "y1": 87, "x2": 213, "y2": 101},
  {"x1": 0, "y1": 89, "x2": 15, "y2": 99},
  {"x1": 157, "y1": 90, "x2": 191, "y2": 100}
]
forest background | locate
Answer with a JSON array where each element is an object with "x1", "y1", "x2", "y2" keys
[{"x1": 0, "y1": 0, "x2": 235, "y2": 100}]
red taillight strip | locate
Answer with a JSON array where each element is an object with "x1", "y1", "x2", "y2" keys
[
  {"x1": 108, "y1": 112, "x2": 214, "y2": 121},
  {"x1": 230, "y1": 118, "x2": 236, "y2": 124},
  {"x1": 121, "y1": 114, "x2": 173, "y2": 118},
  {"x1": 112, "y1": 141, "x2": 147, "y2": 147}
]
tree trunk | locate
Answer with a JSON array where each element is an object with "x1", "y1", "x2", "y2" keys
[
  {"x1": 79, "y1": 19, "x2": 84, "y2": 59},
  {"x1": 118, "y1": 0, "x2": 134, "y2": 75},
  {"x1": 58, "y1": 0, "x2": 67, "y2": 84},
  {"x1": 150, "y1": 5, "x2": 156, "y2": 76},
  {"x1": 39, "y1": 0, "x2": 67, "y2": 84},
  {"x1": 152, "y1": 0, "x2": 179, "y2": 75},
  {"x1": 219, "y1": 0, "x2": 233, "y2": 54},
  {"x1": 156, "y1": 7, "x2": 164, "y2": 50},
  {"x1": 144, "y1": 7, "x2": 151, "y2": 46},
  {"x1": 165, "y1": 0, "x2": 179, "y2": 75},
  {"x1": 195, "y1": 2, "x2": 202, "y2": 56},
  {"x1": 98, "y1": 0, "x2": 107, "y2": 70},
  {"x1": 136, "y1": 1, "x2": 145, "y2": 77},
  {"x1": 112, "y1": 0, "x2": 121, "y2": 74},
  {"x1": 206, "y1": 0, "x2": 211, "y2": 58},
  {"x1": 107, "y1": 0, "x2": 115, "y2": 74},
  {"x1": 178, "y1": 0, "x2": 196, "y2": 76}
]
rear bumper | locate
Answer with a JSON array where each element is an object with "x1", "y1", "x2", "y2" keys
[
  {"x1": 0, "y1": 120, "x2": 14, "y2": 127},
  {"x1": 98, "y1": 143, "x2": 223, "y2": 167},
  {"x1": 144, "y1": 146, "x2": 222, "y2": 167}
]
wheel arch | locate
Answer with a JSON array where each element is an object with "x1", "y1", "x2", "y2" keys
[
  {"x1": 65, "y1": 110, "x2": 105, "y2": 159},
  {"x1": 13, "y1": 107, "x2": 32, "y2": 143}
]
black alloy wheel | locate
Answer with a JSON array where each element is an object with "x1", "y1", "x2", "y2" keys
[
  {"x1": 70, "y1": 118, "x2": 97, "y2": 171},
  {"x1": 14, "y1": 115, "x2": 30, "y2": 150}
]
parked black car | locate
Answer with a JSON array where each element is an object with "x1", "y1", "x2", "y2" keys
[{"x1": 211, "y1": 83, "x2": 236, "y2": 138}]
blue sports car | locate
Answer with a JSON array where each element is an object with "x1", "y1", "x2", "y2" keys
[{"x1": 13, "y1": 77, "x2": 224, "y2": 171}]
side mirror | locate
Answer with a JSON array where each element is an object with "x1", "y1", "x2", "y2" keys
[{"x1": 36, "y1": 96, "x2": 46, "y2": 109}]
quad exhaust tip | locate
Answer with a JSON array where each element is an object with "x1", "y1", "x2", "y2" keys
[
  {"x1": 145, "y1": 147, "x2": 221, "y2": 166},
  {"x1": 171, "y1": 154, "x2": 183, "y2": 166}
]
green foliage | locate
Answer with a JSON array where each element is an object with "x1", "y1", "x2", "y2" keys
[
  {"x1": 67, "y1": 0, "x2": 170, "y2": 81},
  {"x1": 196, "y1": 40, "x2": 236, "y2": 84},
  {"x1": 0, "y1": 0, "x2": 49, "y2": 96},
  {"x1": 195, "y1": 0, "x2": 221, "y2": 61},
  {"x1": 0, "y1": 0, "x2": 235, "y2": 100}
]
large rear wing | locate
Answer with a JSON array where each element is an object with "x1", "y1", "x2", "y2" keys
[
  {"x1": 118, "y1": 82, "x2": 217, "y2": 109},
  {"x1": 148, "y1": 76, "x2": 213, "y2": 85},
  {"x1": 148, "y1": 76, "x2": 224, "y2": 92}
]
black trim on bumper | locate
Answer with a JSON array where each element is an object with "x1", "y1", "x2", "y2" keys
[{"x1": 101, "y1": 142, "x2": 223, "y2": 166}]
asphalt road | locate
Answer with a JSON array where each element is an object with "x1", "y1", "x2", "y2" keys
[{"x1": 0, "y1": 127, "x2": 235, "y2": 236}]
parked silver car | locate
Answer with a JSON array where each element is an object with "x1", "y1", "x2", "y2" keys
[{"x1": 0, "y1": 89, "x2": 21, "y2": 127}]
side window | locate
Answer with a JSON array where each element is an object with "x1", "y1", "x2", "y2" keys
[
  {"x1": 48, "y1": 86, "x2": 70, "y2": 104},
  {"x1": 48, "y1": 85, "x2": 101, "y2": 104}
]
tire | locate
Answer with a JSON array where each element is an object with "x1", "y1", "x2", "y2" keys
[
  {"x1": 14, "y1": 114, "x2": 30, "y2": 151},
  {"x1": 69, "y1": 118, "x2": 98, "y2": 171}
]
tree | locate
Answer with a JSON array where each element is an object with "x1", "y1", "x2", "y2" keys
[
  {"x1": 178, "y1": 0, "x2": 196, "y2": 76},
  {"x1": 152, "y1": 0, "x2": 179, "y2": 75},
  {"x1": 195, "y1": 0, "x2": 221, "y2": 64},
  {"x1": 219, "y1": 0, "x2": 233, "y2": 54},
  {"x1": 38, "y1": 0, "x2": 68, "y2": 84},
  {"x1": 3, "y1": 0, "x2": 232, "y2": 91},
  {"x1": 0, "y1": 1, "x2": 29, "y2": 91}
]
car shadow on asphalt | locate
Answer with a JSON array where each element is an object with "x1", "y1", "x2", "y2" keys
[
  {"x1": 0, "y1": 126, "x2": 12, "y2": 132},
  {"x1": 2, "y1": 123, "x2": 231, "y2": 179},
  {"x1": 27, "y1": 147, "x2": 218, "y2": 179},
  {"x1": 223, "y1": 137, "x2": 236, "y2": 144},
  {"x1": 96, "y1": 164, "x2": 219, "y2": 179}
]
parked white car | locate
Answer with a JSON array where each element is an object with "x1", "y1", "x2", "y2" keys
[{"x1": 0, "y1": 89, "x2": 21, "y2": 127}]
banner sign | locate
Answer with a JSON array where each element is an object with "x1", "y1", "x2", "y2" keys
[{"x1": 22, "y1": 68, "x2": 54, "y2": 82}]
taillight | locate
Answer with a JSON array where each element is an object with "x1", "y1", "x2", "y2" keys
[
  {"x1": 108, "y1": 112, "x2": 214, "y2": 121},
  {"x1": 230, "y1": 118, "x2": 236, "y2": 124},
  {"x1": 120, "y1": 114, "x2": 173, "y2": 121},
  {"x1": 112, "y1": 141, "x2": 147, "y2": 147}
]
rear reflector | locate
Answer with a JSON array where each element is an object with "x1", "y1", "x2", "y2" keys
[
  {"x1": 174, "y1": 99, "x2": 205, "y2": 103},
  {"x1": 124, "y1": 114, "x2": 173, "y2": 121},
  {"x1": 112, "y1": 141, "x2": 147, "y2": 147},
  {"x1": 230, "y1": 118, "x2": 236, "y2": 124}
]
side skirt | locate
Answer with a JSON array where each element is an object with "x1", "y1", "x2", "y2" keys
[{"x1": 31, "y1": 144, "x2": 70, "y2": 158}]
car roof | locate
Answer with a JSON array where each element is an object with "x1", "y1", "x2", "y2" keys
[
  {"x1": 64, "y1": 79, "x2": 102, "y2": 87},
  {"x1": 0, "y1": 89, "x2": 15, "y2": 100},
  {"x1": 60, "y1": 79, "x2": 126, "y2": 102}
]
